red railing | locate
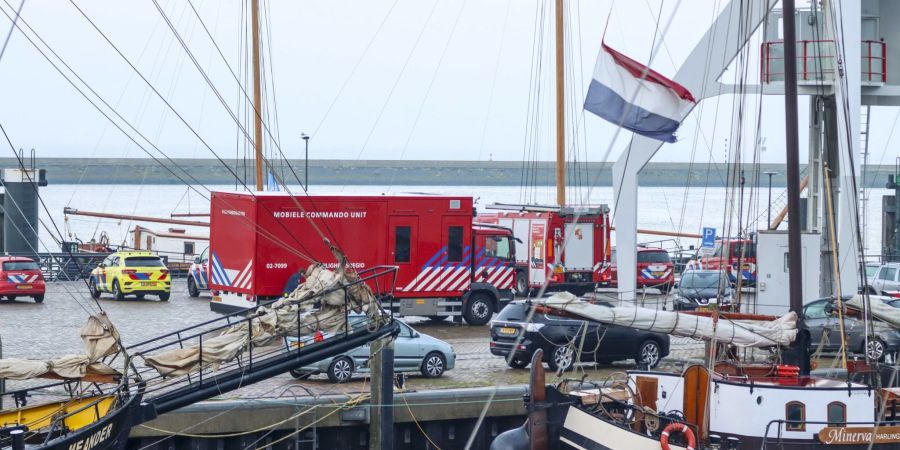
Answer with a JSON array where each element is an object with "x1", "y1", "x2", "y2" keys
[{"x1": 761, "y1": 40, "x2": 886, "y2": 84}]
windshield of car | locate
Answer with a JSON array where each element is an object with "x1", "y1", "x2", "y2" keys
[
  {"x1": 637, "y1": 250, "x2": 670, "y2": 263},
  {"x1": 496, "y1": 303, "x2": 529, "y2": 322},
  {"x1": 681, "y1": 271, "x2": 727, "y2": 289},
  {"x1": 125, "y1": 257, "x2": 164, "y2": 267},
  {"x1": 730, "y1": 242, "x2": 756, "y2": 259},
  {"x1": 804, "y1": 301, "x2": 829, "y2": 319},
  {"x1": 3, "y1": 261, "x2": 38, "y2": 271},
  {"x1": 866, "y1": 265, "x2": 879, "y2": 278}
]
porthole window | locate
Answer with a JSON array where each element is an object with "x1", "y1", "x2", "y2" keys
[
  {"x1": 785, "y1": 401, "x2": 805, "y2": 431},
  {"x1": 827, "y1": 402, "x2": 846, "y2": 427}
]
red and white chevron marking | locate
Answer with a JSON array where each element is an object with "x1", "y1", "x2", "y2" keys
[{"x1": 229, "y1": 260, "x2": 254, "y2": 290}]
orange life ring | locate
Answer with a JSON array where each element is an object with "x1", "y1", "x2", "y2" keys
[{"x1": 660, "y1": 422, "x2": 696, "y2": 450}]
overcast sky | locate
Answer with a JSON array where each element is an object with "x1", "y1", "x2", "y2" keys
[{"x1": 0, "y1": 0, "x2": 896, "y2": 166}]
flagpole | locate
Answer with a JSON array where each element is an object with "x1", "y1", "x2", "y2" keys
[{"x1": 555, "y1": 0, "x2": 566, "y2": 207}]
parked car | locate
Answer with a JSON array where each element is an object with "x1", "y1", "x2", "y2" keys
[
  {"x1": 672, "y1": 269, "x2": 733, "y2": 311},
  {"x1": 286, "y1": 317, "x2": 455, "y2": 383},
  {"x1": 865, "y1": 262, "x2": 881, "y2": 285},
  {"x1": 701, "y1": 238, "x2": 757, "y2": 286},
  {"x1": 489, "y1": 300, "x2": 670, "y2": 370},
  {"x1": 187, "y1": 246, "x2": 210, "y2": 298},
  {"x1": 89, "y1": 251, "x2": 171, "y2": 301},
  {"x1": 600, "y1": 246, "x2": 675, "y2": 293},
  {"x1": 802, "y1": 297, "x2": 900, "y2": 361},
  {"x1": 867, "y1": 263, "x2": 900, "y2": 297},
  {"x1": 0, "y1": 256, "x2": 45, "y2": 303}
]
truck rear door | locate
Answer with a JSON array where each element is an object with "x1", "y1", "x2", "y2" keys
[
  {"x1": 563, "y1": 222, "x2": 594, "y2": 270},
  {"x1": 529, "y1": 221, "x2": 547, "y2": 285}
]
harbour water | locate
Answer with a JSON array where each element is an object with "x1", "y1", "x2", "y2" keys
[{"x1": 41, "y1": 183, "x2": 892, "y2": 255}]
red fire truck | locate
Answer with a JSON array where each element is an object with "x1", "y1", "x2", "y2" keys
[
  {"x1": 701, "y1": 238, "x2": 757, "y2": 286},
  {"x1": 478, "y1": 203, "x2": 611, "y2": 296},
  {"x1": 207, "y1": 192, "x2": 516, "y2": 325}
]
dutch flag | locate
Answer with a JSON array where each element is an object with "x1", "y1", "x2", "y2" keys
[{"x1": 584, "y1": 42, "x2": 695, "y2": 143}]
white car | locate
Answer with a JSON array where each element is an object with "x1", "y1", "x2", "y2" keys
[{"x1": 187, "y1": 247, "x2": 210, "y2": 297}]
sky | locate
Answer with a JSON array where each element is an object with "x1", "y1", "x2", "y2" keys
[{"x1": 0, "y1": 0, "x2": 897, "y2": 166}]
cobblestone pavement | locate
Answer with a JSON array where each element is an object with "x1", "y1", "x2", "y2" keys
[{"x1": 0, "y1": 282, "x2": 717, "y2": 399}]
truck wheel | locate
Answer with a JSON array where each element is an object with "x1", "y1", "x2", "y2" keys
[
  {"x1": 112, "y1": 280, "x2": 124, "y2": 301},
  {"x1": 515, "y1": 272, "x2": 528, "y2": 297},
  {"x1": 188, "y1": 276, "x2": 200, "y2": 298},
  {"x1": 464, "y1": 293, "x2": 494, "y2": 325}
]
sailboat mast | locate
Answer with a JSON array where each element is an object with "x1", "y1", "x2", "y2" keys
[
  {"x1": 555, "y1": 0, "x2": 566, "y2": 206},
  {"x1": 251, "y1": 0, "x2": 264, "y2": 191},
  {"x1": 782, "y1": 0, "x2": 809, "y2": 372}
]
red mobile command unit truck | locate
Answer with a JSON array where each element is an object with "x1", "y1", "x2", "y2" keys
[
  {"x1": 208, "y1": 192, "x2": 516, "y2": 325},
  {"x1": 478, "y1": 203, "x2": 611, "y2": 296}
]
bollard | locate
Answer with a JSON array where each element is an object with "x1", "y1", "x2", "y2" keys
[{"x1": 10, "y1": 429, "x2": 24, "y2": 450}]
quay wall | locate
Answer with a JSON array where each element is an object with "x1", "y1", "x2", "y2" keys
[{"x1": 129, "y1": 386, "x2": 527, "y2": 449}]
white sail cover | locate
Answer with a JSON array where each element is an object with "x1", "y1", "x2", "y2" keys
[
  {"x1": 0, "y1": 313, "x2": 120, "y2": 380},
  {"x1": 540, "y1": 292, "x2": 798, "y2": 348},
  {"x1": 845, "y1": 295, "x2": 900, "y2": 329}
]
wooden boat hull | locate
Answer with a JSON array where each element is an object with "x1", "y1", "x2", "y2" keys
[{"x1": 3, "y1": 390, "x2": 140, "y2": 450}]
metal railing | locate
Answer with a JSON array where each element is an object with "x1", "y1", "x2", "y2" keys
[
  {"x1": 761, "y1": 40, "x2": 886, "y2": 84},
  {"x1": 127, "y1": 265, "x2": 399, "y2": 415}
]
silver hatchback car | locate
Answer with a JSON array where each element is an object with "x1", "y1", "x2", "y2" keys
[{"x1": 286, "y1": 317, "x2": 456, "y2": 383}]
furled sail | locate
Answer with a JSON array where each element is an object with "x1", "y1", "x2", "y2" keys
[
  {"x1": 0, "y1": 312, "x2": 120, "y2": 380},
  {"x1": 540, "y1": 292, "x2": 797, "y2": 348},
  {"x1": 142, "y1": 260, "x2": 387, "y2": 377},
  {"x1": 845, "y1": 295, "x2": 900, "y2": 329}
]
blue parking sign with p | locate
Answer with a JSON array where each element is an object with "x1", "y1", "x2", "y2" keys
[{"x1": 701, "y1": 227, "x2": 716, "y2": 248}]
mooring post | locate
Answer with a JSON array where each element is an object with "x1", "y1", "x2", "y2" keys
[{"x1": 369, "y1": 337, "x2": 395, "y2": 450}]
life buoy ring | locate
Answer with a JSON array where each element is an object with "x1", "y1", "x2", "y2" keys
[{"x1": 660, "y1": 422, "x2": 696, "y2": 450}]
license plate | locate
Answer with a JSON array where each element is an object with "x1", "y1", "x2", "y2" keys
[
  {"x1": 16, "y1": 284, "x2": 31, "y2": 290},
  {"x1": 499, "y1": 327, "x2": 517, "y2": 335},
  {"x1": 140, "y1": 282, "x2": 155, "y2": 287},
  {"x1": 697, "y1": 306, "x2": 709, "y2": 312},
  {"x1": 652, "y1": 271, "x2": 664, "y2": 276},
  {"x1": 212, "y1": 296, "x2": 222, "y2": 302}
]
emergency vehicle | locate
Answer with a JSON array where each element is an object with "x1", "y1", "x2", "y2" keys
[
  {"x1": 88, "y1": 251, "x2": 171, "y2": 301},
  {"x1": 598, "y1": 246, "x2": 675, "y2": 292},
  {"x1": 187, "y1": 246, "x2": 210, "y2": 297},
  {"x1": 478, "y1": 203, "x2": 611, "y2": 296},
  {"x1": 701, "y1": 238, "x2": 757, "y2": 285},
  {"x1": 207, "y1": 192, "x2": 516, "y2": 325}
]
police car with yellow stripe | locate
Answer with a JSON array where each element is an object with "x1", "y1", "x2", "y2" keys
[{"x1": 89, "y1": 251, "x2": 171, "y2": 301}]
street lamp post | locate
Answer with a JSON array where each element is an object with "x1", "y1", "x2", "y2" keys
[
  {"x1": 301, "y1": 133, "x2": 310, "y2": 192},
  {"x1": 764, "y1": 171, "x2": 778, "y2": 229}
]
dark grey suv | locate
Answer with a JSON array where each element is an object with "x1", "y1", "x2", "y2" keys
[
  {"x1": 803, "y1": 297, "x2": 900, "y2": 361},
  {"x1": 489, "y1": 300, "x2": 670, "y2": 371}
]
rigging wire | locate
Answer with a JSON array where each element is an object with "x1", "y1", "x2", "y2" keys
[
  {"x1": 387, "y1": 0, "x2": 469, "y2": 190},
  {"x1": 309, "y1": 0, "x2": 401, "y2": 139},
  {"x1": 351, "y1": 0, "x2": 441, "y2": 162},
  {"x1": 475, "y1": 0, "x2": 512, "y2": 163},
  {"x1": 0, "y1": 0, "x2": 21, "y2": 62},
  {"x1": 0, "y1": 3, "x2": 318, "y2": 264}
]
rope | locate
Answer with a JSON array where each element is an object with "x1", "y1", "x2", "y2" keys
[{"x1": 401, "y1": 390, "x2": 443, "y2": 450}]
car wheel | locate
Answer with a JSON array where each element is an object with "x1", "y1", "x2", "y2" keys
[
  {"x1": 89, "y1": 278, "x2": 101, "y2": 299},
  {"x1": 866, "y1": 338, "x2": 887, "y2": 361},
  {"x1": 507, "y1": 357, "x2": 529, "y2": 369},
  {"x1": 6, "y1": 296, "x2": 16, "y2": 301},
  {"x1": 159, "y1": 292, "x2": 170, "y2": 302},
  {"x1": 464, "y1": 293, "x2": 494, "y2": 326},
  {"x1": 327, "y1": 356, "x2": 354, "y2": 383},
  {"x1": 290, "y1": 369, "x2": 313, "y2": 380},
  {"x1": 33, "y1": 294, "x2": 44, "y2": 303},
  {"x1": 658, "y1": 282, "x2": 672, "y2": 294},
  {"x1": 112, "y1": 280, "x2": 124, "y2": 301},
  {"x1": 136, "y1": 294, "x2": 145, "y2": 300},
  {"x1": 547, "y1": 346, "x2": 574, "y2": 371},
  {"x1": 515, "y1": 272, "x2": 528, "y2": 297},
  {"x1": 637, "y1": 340, "x2": 662, "y2": 368},
  {"x1": 188, "y1": 277, "x2": 200, "y2": 298},
  {"x1": 421, "y1": 352, "x2": 446, "y2": 378}
]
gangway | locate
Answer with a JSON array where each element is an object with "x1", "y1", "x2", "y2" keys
[{"x1": 0, "y1": 265, "x2": 400, "y2": 450}]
